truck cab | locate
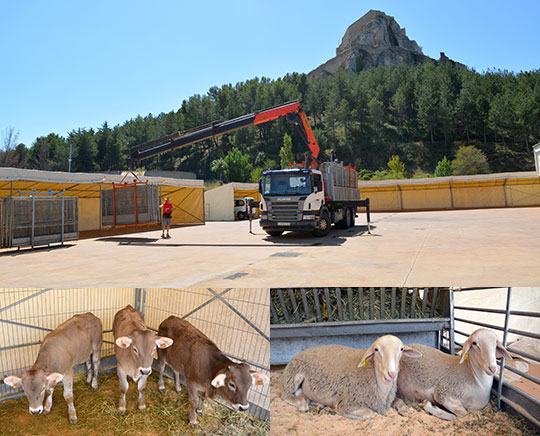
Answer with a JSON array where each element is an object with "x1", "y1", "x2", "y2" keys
[{"x1": 259, "y1": 168, "x2": 327, "y2": 236}]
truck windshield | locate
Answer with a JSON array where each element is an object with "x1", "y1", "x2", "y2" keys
[{"x1": 262, "y1": 175, "x2": 312, "y2": 196}]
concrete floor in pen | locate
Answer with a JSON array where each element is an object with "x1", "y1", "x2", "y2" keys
[{"x1": 1, "y1": 207, "x2": 540, "y2": 288}]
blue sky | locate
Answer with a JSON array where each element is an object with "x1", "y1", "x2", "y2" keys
[{"x1": 1, "y1": 0, "x2": 539, "y2": 147}]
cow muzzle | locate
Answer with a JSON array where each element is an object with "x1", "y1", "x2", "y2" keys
[
  {"x1": 140, "y1": 368, "x2": 152, "y2": 376},
  {"x1": 30, "y1": 406, "x2": 43, "y2": 415}
]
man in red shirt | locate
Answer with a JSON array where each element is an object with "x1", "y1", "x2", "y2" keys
[{"x1": 159, "y1": 196, "x2": 173, "y2": 238}]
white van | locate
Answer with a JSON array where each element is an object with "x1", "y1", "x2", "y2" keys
[{"x1": 234, "y1": 197, "x2": 255, "y2": 220}]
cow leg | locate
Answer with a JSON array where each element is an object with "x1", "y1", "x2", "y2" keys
[
  {"x1": 63, "y1": 374, "x2": 77, "y2": 425},
  {"x1": 117, "y1": 367, "x2": 129, "y2": 415},
  {"x1": 43, "y1": 387, "x2": 55, "y2": 414},
  {"x1": 187, "y1": 383, "x2": 201, "y2": 425},
  {"x1": 86, "y1": 357, "x2": 93, "y2": 384},
  {"x1": 173, "y1": 370, "x2": 182, "y2": 393},
  {"x1": 196, "y1": 394, "x2": 205, "y2": 414},
  {"x1": 91, "y1": 351, "x2": 100, "y2": 391},
  {"x1": 137, "y1": 374, "x2": 148, "y2": 413},
  {"x1": 157, "y1": 355, "x2": 167, "y2": 393}
]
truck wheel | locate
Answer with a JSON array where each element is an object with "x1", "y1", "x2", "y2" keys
[
  {"x1": 312, "y1": 211, "x2": 331, "y2": 237},
  {"x1": 237, "y1": 211, "x2": 245, "y2": 220},
  {"x1": 349, "y1": 208, "x2": 356, "y2": 227},
  {"x1": 265, "y1": 230, "x2": 284, "y2": 237},
  {"x1": 336, "y1": 208, "x2": 351, "y2": 229}
]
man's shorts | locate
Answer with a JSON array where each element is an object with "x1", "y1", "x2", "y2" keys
[{"x1": 163, "y1": 216, "x2": 172, "y2": 226}]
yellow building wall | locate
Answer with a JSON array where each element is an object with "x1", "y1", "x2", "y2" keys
[
  {"x1": 505, "y1": 178, "x2": 540, "y2": 206},
  {"x1": 78, "y1": 198, "x2": 100, "y2": 231},
  {"x1": 161, "y1": 186, "x2": 205, "y2": 225},
  {"x1": 359, "y1": 177, "x2": 540, "y2": 212},
  {"x1": 400, "y1": 183, "x2": 452, "y2": 210},
  {"x1": 359, "y1": 187, "x2": 400, "y2": 211}
]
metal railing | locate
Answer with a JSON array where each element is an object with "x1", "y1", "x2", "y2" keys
[
  {"x1": 0, "y1": 288, "x2": 269, "y2": 420},
  {"x1": 270, "y1": 288, "x2": 451, "y2": 365},
  {"x1": 445, "y1": 287, "x2": 540, "y2": 429}
]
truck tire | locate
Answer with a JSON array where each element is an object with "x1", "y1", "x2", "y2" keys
[
  {"x1": 312, "y1": 211, "x2": 331, "y2": 237},
  {"x1": 237, "y1": 211, "x2": 245, "y2": 220},
  {"x1": 349, "y1": 207, "x2": 356, "y2": 227},
  {"x1": 266, "y1": 230, "x2": 284, "y2": 237},
  {"x1": 336, "y1": 208, "x2": 351, "y2": 229}
]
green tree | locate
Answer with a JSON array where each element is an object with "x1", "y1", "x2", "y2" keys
[
  {"x1": 223, "y1": 147, "x2": 252, "y2": 182},
  {"x1": 72, "y1": 129, "x2": 97, "y2": 172},
  {"x1": 279, "y1": 134, "x2": 295, "y2": 169},
  {"x1": 434, "y1": 156, "x2": 454, "y2": 177},
  {"x1": 387, "y1": 155, "x2": 406, "y2": 179},
  {"x1": 452, "y1": 146, "x2": 490, "y2": 175}
]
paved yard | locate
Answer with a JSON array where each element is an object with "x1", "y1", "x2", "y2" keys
[{"x1": 1, "y1": 207, "x2": 539, "y2": 288}]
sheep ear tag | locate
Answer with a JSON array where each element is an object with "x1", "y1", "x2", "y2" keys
[
  {"x1": 362, "y1": 359, "x2": 368, "y2": 368},
  {"x1": 463, "y1": 351, "x2": 468, "y2": 361}
]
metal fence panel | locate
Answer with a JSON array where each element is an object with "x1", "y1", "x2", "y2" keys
[
  {"x1": 0, "y1": 196, "x2": 78, "y2": 248},
  {"x1": 101, "y1": 184, "x2": 160, "y2": 226},
  {"x1": 270, "y1": 288, "x2": 449, "y2": 366}
]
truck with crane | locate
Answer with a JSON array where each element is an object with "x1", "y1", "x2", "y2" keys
[{"x1": 130, "y1": 100, "x2": 370, "y2": 237}]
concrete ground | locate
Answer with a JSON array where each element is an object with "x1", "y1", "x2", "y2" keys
[{"x1": 1, "y1": 207, "x2": 539, "y2": 288}]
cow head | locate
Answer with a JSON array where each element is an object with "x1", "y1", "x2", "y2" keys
[
  {"x1": 4, "y1": 369, "x2": 63, "y2": 415},
  {"x1": 116, "y1": 330, "x2": 173, "y2": 376},
  {"x1": 210, "y1": 363, "x2": 269, "y2": 411}
]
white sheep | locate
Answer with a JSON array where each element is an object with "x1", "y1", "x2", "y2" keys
[
  {"x1": 281, "y1": 335, "x2": 422, "y2": 420},
  {"x1": 396, "y1": 328, "x2": 512, "y2": 420}
]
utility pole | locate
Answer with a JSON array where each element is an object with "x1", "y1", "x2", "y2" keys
[{"x1": 68, "y1": 136, "x2": 72, "y2": 172}]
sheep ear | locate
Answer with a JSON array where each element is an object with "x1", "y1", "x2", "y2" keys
[
  {"x1": 358, "y1": 344, "x2": 376, "y2": 368},
  {"x1": 402, "y1": 345, "x2": 422, "y2": 358},
  {"x1": 459, "y1": 337, "x2": 472, "y2": 364},
  {"x1": 496, "y1": 340, "x2": 512, "y2": 360}
]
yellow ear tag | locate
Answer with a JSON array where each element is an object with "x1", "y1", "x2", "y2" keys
[
  {"x1": 463, "y1": 352, "x2": 468, "y2": 360},
  {"x1": 362, "y1": 360, "x2": 367, "y2": 368}
]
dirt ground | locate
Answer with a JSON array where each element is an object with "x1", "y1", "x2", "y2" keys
[
  {"x1": 270, "y1": 370, "x2": 536, "y2": 436},
  {"x1": 0, "y1": 372, "x2": 268, "y2": 436}
]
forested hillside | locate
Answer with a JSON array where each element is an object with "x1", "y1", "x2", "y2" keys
[{"x1": 2, "y1": 62, "x2": 539, "y2": 181}]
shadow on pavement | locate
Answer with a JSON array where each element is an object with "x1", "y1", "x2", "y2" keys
[{"x1": 94, "y1": 224, "x2": 376, "y2": 248}]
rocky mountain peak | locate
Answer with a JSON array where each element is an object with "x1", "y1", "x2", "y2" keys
[{"x1": 309, "y1": 10, "x2": 453, "y2": 79}]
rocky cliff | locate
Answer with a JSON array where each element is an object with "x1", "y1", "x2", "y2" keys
[{"x1": 309, "y1": 10, "x2": 455, "y2": 79}]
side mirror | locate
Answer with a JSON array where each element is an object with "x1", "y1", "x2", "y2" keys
[{"x1": 258, "y1": 179, "x2": 262, "y2": 194}]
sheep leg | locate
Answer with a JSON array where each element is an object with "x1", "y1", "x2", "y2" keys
[
  {"x1": 436, "y1": 396, "x2": 468, "y2": 419},
  {"x1": 281, "y1": 373, "x2": 309, "y2": 412},
  {"x1": 282, "y1": 394, "x2": 310, "y2": 412},
  {"x1": 423, "y1": 401, "x2": 458, "y2": 420},
  {"x1": 341, "y1": 407, "x2": 374, "y2": 420},
  {"x1": 392, "y1": 398, "x2": 408, "y2": 414}
]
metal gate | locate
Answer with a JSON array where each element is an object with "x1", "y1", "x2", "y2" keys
[
  {"x1": 101, "y1": 183, "x2": 160, "y2": 227},
  {"x1": 0, "y1": 196, "x2": 78, "y2": 249},
  {"x1": 0, "y1": 288, "x2": 270, "y2": 420}
]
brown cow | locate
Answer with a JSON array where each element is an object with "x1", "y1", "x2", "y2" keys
[
  {"x1": 157, "y1": 316, "x2": 269, "y2": 425},
  {"x1": 3, "y1": 312, "x2": 102, "y2": 424},
  {"x1": 113, "y1": 305, "x2": 173, "y2": 414}
]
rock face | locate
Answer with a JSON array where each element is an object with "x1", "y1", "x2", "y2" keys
[{"x1": 309, "y1": 10, "x2": 435, "y2": 79}]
